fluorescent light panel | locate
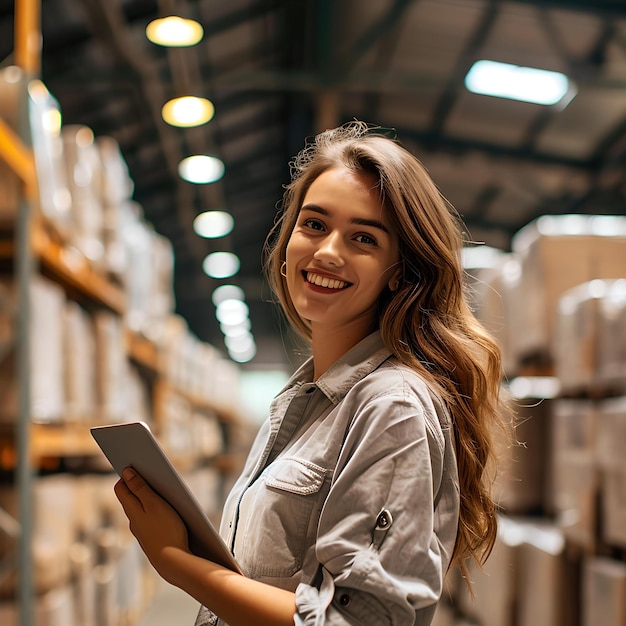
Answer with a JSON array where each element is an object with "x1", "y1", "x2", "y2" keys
[{"x1": 465, "y1": 60, "x2": 574, "y2": 106}]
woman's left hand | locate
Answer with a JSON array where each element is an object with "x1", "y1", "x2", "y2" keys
[{"x1": 114, "y1": 467, "x2": 190, "y2": 580}]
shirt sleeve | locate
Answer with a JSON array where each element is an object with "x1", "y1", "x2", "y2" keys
[{"x1": 293, "y1": 380, "x2": 457, "y2": 626}]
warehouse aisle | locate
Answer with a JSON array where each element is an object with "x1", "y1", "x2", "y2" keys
[{"x1": 137, "y1": 581, "x2": 201, "y2": 626}]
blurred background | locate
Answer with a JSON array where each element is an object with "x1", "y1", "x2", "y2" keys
[{"x1": 2, "y1": 2, "x2": 626, "y2": 626}]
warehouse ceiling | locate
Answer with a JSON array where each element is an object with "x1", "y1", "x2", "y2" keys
[{"x1": 2, "y1": 0, "x2": 626, "y2": 369}]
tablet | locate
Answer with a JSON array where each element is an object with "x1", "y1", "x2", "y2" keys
[{"x1": 91, "y1": 421, "x2": 242, "y2": 574}]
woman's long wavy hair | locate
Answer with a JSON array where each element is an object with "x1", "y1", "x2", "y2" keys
[{"x1": 264, "y1": 121, "x2": 507, "y2": 574}]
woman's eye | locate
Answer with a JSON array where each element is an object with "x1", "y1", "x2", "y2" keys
[
  {"x1": 303, "y1": 219, "x2": 325, "y2": 231},
  {"x1": 354, "y1": 234, "x2": 377, "y2": 246}
]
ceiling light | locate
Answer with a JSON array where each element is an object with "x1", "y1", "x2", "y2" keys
[
  {"x1": 220, "y1": 318, "x2": 252, "y2": 336},
  {"x1": 178, "y1": 155, "x2": 225, "y2": 184},
  {"x1": 465, "y1": 60, "x2": 573, "y2": 106},
  {"x1": 228, "y1": 342, "x2": 257, "y2": 363},
  {"x1": 146, "y1": 16, "x2": 204, "y2": 47},
  {"x1": 215, "y1": 299, "x2": 249, "y2": 325},
  {"x1": 202, "y1": 251, "x2": 240, "y2": 279},
  {"x1": 161, "y1": 96, "x2": 214, "y2": 127},
  {"x1": 193, "y1": 211, "x2": 234, "y2": 239},
  {"x1": 224, "y1": 332, "x2": 255, "y2": 353},
  {"x1": 212, "y1": 284, "x2": 245, "y2": 306}
]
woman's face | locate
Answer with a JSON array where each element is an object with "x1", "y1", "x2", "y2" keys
[{"x1": 285, "y1": 167, "x2": 401, "y2": 339}]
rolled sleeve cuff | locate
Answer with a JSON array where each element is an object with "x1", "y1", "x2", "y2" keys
[{"x1": 294, "y1": 568, "x2": 337, "y2": 626}]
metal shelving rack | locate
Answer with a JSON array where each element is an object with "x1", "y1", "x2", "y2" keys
[{"x1": 0, "y1": 2, "x2": 41, "y2": 625}]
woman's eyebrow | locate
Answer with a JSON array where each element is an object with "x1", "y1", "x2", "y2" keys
[{"x1": 300, "y1": 203, "x2": 390, "y2": 234}]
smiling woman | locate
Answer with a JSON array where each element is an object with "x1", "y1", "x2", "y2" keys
[{"x1": 114, "y1": 121, "x2": 510, "y2": 626}]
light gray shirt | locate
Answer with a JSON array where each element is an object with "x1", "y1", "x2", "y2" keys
[{"x1": 195, "y1": 331, "x2": 459, "y2": 626}]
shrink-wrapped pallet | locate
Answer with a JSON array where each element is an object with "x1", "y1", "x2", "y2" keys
[
  {"x1": 511, "y1": 215, "x2": 626, "y2": 363},
  {"x1": 596, "y1": 279, "x2": 626, "y2": 390},
  {"x1": 494, "y1": 377, "x2": 556, "y2": 515},
  {"x1": 582, "y1": 557, "x2": 626, "y2": 626},
  {"x1": 62, "y1": 124, "x2": 105, "y2": 268},
  {"x1": 63, "y1": 301, "x2": 97, "y2": 421},
  {"x1": 0, "y1": 475, "x2": 77, "y2": 596},
  {"x1": 93, "y1": 310, "x2": 127, "y2": 423},
  {"x1": 0, "y1": 276, "x2": 66, "y2": 423},
  {"x1": 516, "y1": 524, "x2": 580, "y2": 626},
  {"x1": 550, "y1": 398, "x2": 598, "y2": 549}
]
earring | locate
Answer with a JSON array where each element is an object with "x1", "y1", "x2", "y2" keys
[{"x1": 280, "y1": 261, "x2": 287, "y2": 278}]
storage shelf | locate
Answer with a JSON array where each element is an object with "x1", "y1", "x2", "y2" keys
[
  {"x1": 32, "y1": 221, "x2": 125, "y2": 314},
  {"x1": 0, "y1": 422, "x2": 101, "y2": 469},
  {"x1": 0, "y1": 220, "x2": 126, "y2": 313}
]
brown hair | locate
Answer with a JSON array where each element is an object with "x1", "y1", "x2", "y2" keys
[{"x1": 264, "y1": 121, "x2": 507, "y2": 574}]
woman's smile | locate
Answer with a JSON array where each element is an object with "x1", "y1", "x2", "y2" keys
[{"x1": 303, "y1": 270, "x2": 351, "y2": 291}]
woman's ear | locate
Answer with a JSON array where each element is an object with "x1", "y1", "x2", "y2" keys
[{"x1": 388, "y1": 267, "x2": 402, "y2": 292}]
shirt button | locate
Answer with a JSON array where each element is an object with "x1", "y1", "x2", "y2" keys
[
  {"x1": 376, "y1": 510, "x2": 392, "y2": 529},
  {"x1": 339, "y1": 593, "x2": 350, "y2": 606}
]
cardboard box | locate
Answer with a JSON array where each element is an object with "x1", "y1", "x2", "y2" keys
[
  {"x1": 596, "y1": 280, "x2": 626, "y2": 390},
  {"x1": 0, "y1": 475, "x2": 77, "y2": 596},
  {"x1": 456, "y1": 516, "x2": 523, "y2": 626},
  {"x1": 600, "y1": 468, "x2": 626, "y2": 549},
  {"x1": 494, "y1": 383, "x2": 552, "y2": 515},
  {"x1": 93, "y1": 311, "x2": 127, "y2": 423},
  {"x1": 516, "y1": 524, "x2": 580, "y2": 626},
  {"x1": 582, "y1": 557, "x2": 626, "y2": 626},
  {"x1": 63, "y1": 301, "x2": 97, "y2": 421},
  {"x1": 61, "y1": 125, "x2": 105, "y2": 267},
  {"x1": 511, "y1": 215, "x2": 626, "y2": 361},
  {"x1": 596, "y1": 397, "x2": 626, "y2": 471},
  {"x1": 553, "y1": 281, "x2": 605, "y2": 393},
  {"x1": 467, "y1": 256, "x2": 520, "y2": 376}
]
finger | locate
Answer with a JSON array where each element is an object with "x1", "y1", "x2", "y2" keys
[
  {"x1": 122, "y1": 467, "x2": 151, "y2": 497},
  {"x1": 114, "y1": 477, "x2": 144, "y2": 516}
]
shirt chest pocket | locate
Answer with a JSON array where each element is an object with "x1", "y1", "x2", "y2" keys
[{"x1": 237, "y1": 457, "x2": 330, "y2": 580}]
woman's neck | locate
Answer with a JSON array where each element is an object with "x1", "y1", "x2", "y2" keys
[{"x1": 310, "y1": 320, "x2": 376, "y2": 381}]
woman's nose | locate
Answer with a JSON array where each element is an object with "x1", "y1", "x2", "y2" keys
[{"x1": 313, "y1": 231, "x2": 345, "y2": 266}]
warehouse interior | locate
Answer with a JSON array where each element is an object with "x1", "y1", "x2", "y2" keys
[
  {"x1": 3, "y1": 0, "x2": 626, "y2": 366},
  {"x1": 1, "y1": 1, "x2": 626, "y2": 625}
]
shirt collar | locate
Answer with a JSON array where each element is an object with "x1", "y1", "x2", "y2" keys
[{"x1": 279, "y1": 330, "x2": 393, "y2": 405}]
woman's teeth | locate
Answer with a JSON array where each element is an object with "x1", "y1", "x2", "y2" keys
[{"x1": 306, "y1": 272, "x2": 347, "y2": 290}]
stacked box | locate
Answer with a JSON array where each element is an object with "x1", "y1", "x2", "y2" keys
[
  {"x1": 95, "y1": 135, "x2": 134, "y2": 285},
  {"x1": 456, "y1": 516, "x2": 523, "y2": 626},
  {"x1": 0, "y1": 475, "x2": 77, "y2": 596},
  {"x1": 121, "y1": 209, "x2": 175, "y2": 341},
  {"x1": 516, "y1": 523, "x2": 580, "y2": 626},
  {"x1": 582, "y1": 557, "x2": 626, "y2": 626},
  {"x1": 596, "y1": 397, "x2": 626, "y2": 548},
  {"x1": 554, "y1": 281, "x2": 603, "y2": 394},
  {"x1": 495, "y1": 379, "x2": 552, "y2": 515},
  {"x1": 596, "y1": 279, "x2": 626, "y2": 390},
  {"x1": 469, "y1": 256, "x2": 521, "y2": 376},
  {"x1": 93, "y1": 311, "x2": 128, "y2": 423},
  {"x1": 550, "y1": 399, "x2": 598, "y2": 549},
  {"x1": 28, "y1": 79, "x2": 72, "y2": 231},
  {"x1": 511, "y1": 215, "x2": 626, "y2": 363},
  {"x1": 61, "y1": 125, "x2": 105, "y2": 268},
  {"x1": 63, "y1": 301, "x2": 97, "y2": 421},
  {"x1": 69, "y1": 542, "x2": 96, "y2": 626},
  {"x1": 0, "y1": 276, "x2": 66, "y2": 423}
]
